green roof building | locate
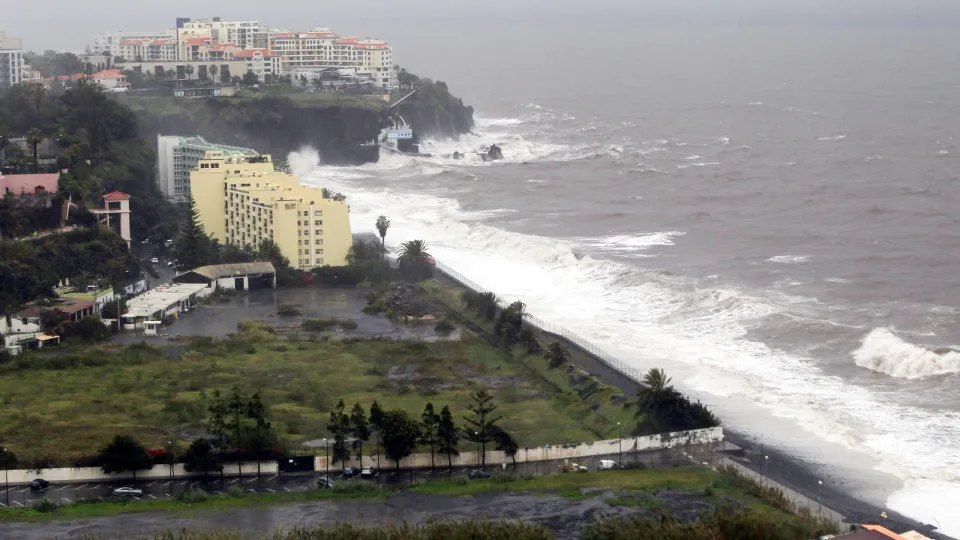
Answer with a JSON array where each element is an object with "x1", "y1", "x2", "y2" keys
[{"x1": 157, "y1": 135, "x2": 259, "y2": 203}]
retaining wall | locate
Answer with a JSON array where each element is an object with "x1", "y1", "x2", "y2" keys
[
  {"x1": 314, "y1": 427, "x2": 723, "y2": 471},
  {"x1": 0, "y1": 461, "x2": 276, "y2": 486}
]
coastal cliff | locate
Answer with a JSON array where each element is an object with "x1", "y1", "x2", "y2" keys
[{"x1": 122, "y1": 83, "x2": 474, "y2": 165}]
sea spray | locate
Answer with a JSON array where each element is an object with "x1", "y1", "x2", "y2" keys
[{"x1": 853, "y1": 328, "x2": 960, "y2": 378}]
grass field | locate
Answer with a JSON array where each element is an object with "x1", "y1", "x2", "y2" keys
[{"x1": 0, "y1": 315, "x2": 634, "y2": 462}]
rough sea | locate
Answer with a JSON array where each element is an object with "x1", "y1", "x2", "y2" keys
[{"x1": 291, "y1": 19, "x2": 960, "y2": 536}]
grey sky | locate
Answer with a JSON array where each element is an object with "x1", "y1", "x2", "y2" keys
[{"x1": 7, "y1": 0, "x2": 960, "y2": 51}]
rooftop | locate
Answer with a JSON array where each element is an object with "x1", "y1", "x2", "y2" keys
[
  {"x1": 0, "y1": 173, "x2": 59, "y2": 196},
  {"x1": 172, "y1": 135, "x2": 259, "y2": 156},
  {"x1": 103, "y1": 191, "x2": 131, "y2": 200},
  {"x1": 235, "y1": 48, "x2": 274, "y2": 57},
  {"x1": 175, "y1": 262, "x2": 276, "y2": 282},
  {"x1": 16, "y1": 297, "x2": 94, "y2": 318},
  {"x1": 123, "y1": 283, "x2": 207, "y2": 319}
]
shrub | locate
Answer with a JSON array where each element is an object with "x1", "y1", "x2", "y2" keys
[
  {"x1": 177, "y1": 487, "x2": 209, "y2": 503},
  {"x1": 277, "y1": 304, "x2": 302, "y2": 316},
  {"x1": 31, "y1": 497, "x2": 58, "y2": 513},
  {"x1": 302, "y1": 318, "x2": 357, "y2": 332},
  {"x1": 454, "y1": 477, "x2": 468, "y2": 486},
  {"x1": 332, "y1": 479, "x2": 379, "y2": 494},
  {"x1": 227, "y1": 485, "x2": 244, "y2": 498},
  {"x1": 494, "y1": 473, "x2": 518, "y2": 484}
]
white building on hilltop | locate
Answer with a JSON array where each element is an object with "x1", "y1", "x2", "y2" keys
[
  {"x1": 91, "y1": 30, "x2": 177, "y2": 59},
  {"x1": 270, "y1": 30, "x2": 396, "y2": 88},
  {"x1": 0, "y1": 31, "x2": 24, "y2": 90},
  {"x1": 178, "y1": 18, "x2": 270, "y2": 57}
]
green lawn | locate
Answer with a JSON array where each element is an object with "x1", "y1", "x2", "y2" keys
[{"x1": 0, "y1": 317, "x2": 633, "y2": 462}]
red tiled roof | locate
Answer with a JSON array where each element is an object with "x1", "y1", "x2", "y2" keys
[
  {"x1": 150, "y1": 40, "x2": 173, "y2": 46},
  {"x1": 91, "y1": 69, "x2": 124, "y2": 80},
  {"x1": 356, "y1": 42, "x2": 389, "y2": 50},
  {"x1": 235, "y1": 48, "x2": 274, "y2": 57},
  {"x1": 121, "y1": 39, "x2": 147, "y2": 45},
  {"x1": 0, "y1": 173, "x2": 59, "y2": 196},
  {"x1": 103, "y1": 191, "x2": 131, "y2": 200},
  {"x1": 210, "y1": 43, "x2": 239, "y2": 51},
  {"x1": 335, "y1": 37, "x2": 360, "y2": 44},
  {"x1": 185, "y1": 38, "x2": 212, "y2": 46}
]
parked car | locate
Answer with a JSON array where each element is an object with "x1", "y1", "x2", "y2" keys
[
  {"x1": 342, "y1": 466, "x2": 360, "y2": 478},
  {"x1": 29, "y1": 479, "x2": 49, "y2": 491},
  {"x1": 558, "y1": 462, "x2": 588, "y2": 473},
  {"x1": 150, "y1": 257, "x2": 159, "y2": 264},
  {"x1": 317, "y1": 476, "x2": 335, "y2": 489},
  {"x1": 360, "y1": 468, "x2": 379, "y2": 479},
  {"x1": 112, "y1": 486, "x2": 143, "y2": 497},
  {"x1": 468, "y1": 469, "x2": 491, "y2": 479},
  {"x1": 598, "y1": 460, "x2": 619, "y2": 470}
]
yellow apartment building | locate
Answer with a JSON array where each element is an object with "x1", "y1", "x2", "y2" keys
[{"x1": 190, "y1": 153, "x2": 351, "y2": 270}]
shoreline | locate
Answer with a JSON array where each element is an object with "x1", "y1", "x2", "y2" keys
[{"x1": 431, "y1": 265, "x2": 948, "y2": 539}]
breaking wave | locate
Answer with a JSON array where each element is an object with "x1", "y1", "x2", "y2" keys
[{"x1": 853, "y1": 328, "x2": 960, "y2": 378}]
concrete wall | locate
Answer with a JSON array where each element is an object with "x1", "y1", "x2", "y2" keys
[
  {"x1": 315, "y1": 427, "x2": 723, "y2": 471},
  {"x1": 1, "y1": 461, "x2": 277, "y2": 486}
]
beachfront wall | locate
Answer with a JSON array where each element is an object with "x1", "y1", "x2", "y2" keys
[
  {"x1": 315, "y1": 427, "x2": 723, "y2": 471},
  {"x1": 0, "y1": 461, "x2": 276, "y2": 486}
]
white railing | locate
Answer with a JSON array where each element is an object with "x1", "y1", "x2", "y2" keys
[{"x1": 433, "y1": 261, "x2": 646, "y2": 384}]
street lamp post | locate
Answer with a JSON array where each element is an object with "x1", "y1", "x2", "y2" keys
[
  {"x1": 817, "y1": 480, "x2": 823, "y2": 517},
  {"x1": 475, "y1": 432, "x2": 480, "y2": 471},
  {"x1": 2, "y1": 447, "x2": 8, "y2": 507},
  {"x1": 617, "y1": 422, "x2": 622, "y2": 467}
]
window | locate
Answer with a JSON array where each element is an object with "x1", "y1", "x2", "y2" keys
[
  {"x1": 298, "y1": 230, "x2": 302, "y2": 236},
  {"x1": 315, "y1": 249, "x2": 323, "y2": 255},
  {"x1": 297, "y1": 221, "x2": 301, "y2": 226},
  {"x1": 315, "y1": 239, "x2": 323, "y2": 245},
  {"x1": 314, "y1": 210, "x2": 322, "y2": 216},
  {"x1": 315, "y1": 220, "x2": 322, "y2": 226},
  {"x1": 316, "y1": 230, "x2": 323, "y2": 235}
]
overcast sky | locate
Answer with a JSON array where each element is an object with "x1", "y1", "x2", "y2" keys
[{"x1": 6, "y1": 0, "x2": 960, "y2": 51}]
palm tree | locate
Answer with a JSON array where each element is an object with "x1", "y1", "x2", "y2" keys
[
  {"x1": 320, "y1": 187, "x2": 332, "y2": 199},
  {"x1": 642, "y1": 368, "x2": 672, "y2": 395},
  {"x1": 398, "y1": 240, "x2": 432, "y2": 281},
  {"x1": 544, "y1": 342, "x2": 570, "y2": 368},
  {"x1": 0, "y1": 135, "x2": 8, "y2": 164},
  {"x1": 375, "y1": 215, "x2": 390, "y2": 258},
  {"x1": 638, "y1": 368, "x2": 675, "y2": 413},
  {"x1": 346, "y1": 239, "x2": 375, "y2": 265},
  {"x1": 184, "y1": 64, "x2": 195, "y2": 80},
  {"x1": 25, "y1": 128, "x2": 43, "y2": 172},
  {"x1": 209, "y1": 64, "x2": 219, "y2": 82}
]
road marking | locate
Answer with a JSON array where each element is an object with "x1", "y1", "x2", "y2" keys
[
  {"x1": 147, "y1": 494, "x2": 157, "y2": 499},
  {"x1": 283, "y1": 487, "x2": 291, "y2": 492},
  {"x1": 62, "y1": 498, "x2": 72, "y2": 503},
  {"x1": 228, "y1": 479, "x2": 240, "y2": 484},
  {"x1": 161, "y1": 481, "x2": 172, "y2": 486},
  {"x1": 266, "y1": 474, "x2": 278, "y2": 481},
  {"x1": 176, "y1": 481, "x2": 188, "y2": 486},
  {"x1": 12, "y1": 501, "x2": 23, "y2": 507},
  {"x1": 57, "y1": 486, "x2": 69, "y2": 491},
  {"x1": 266, "y1": 488, "x2": 275, "y2": 493},
  {"x1": 145, "y1": 481, "x2": 157, "y2": 487},
  {"x1": 247, "y1": 488, "x2": 255, "y2": 493},
  {"x1": 76, "y1": 484, "x2": 88, "y2": 490},
  {"x1": 214, "y1": 491, "x2": 224, "y2": 495},
  {"x1": 0, "y1": 503, "x2": 6, "y2": 507}
]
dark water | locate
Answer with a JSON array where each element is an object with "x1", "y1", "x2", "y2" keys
[{"x1": 291, "y1": 20, "x2": 960, "y2": 533}]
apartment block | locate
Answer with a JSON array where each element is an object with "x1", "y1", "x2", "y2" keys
[
  {"x1": 178, "y1": 18, "x2": 270, "y2": 58},
  {"x1": 0, "y1": 31, "x2": 24, "y2": 90},
  {"x1": 91, "y1": 30, "x2": 176, "y2": 59},
  {"x1": 270, "y1": 30, "x2": 396, "y2": 88},
  {"x1": 157, "y1": 135, "x2": 259, "y2": 203},
  {"x1": 117, "y1": 38, "x2": 177, "y2": 62},
  {"x1": 190, "y1": 154, "x2": 352, "y2": 270}
]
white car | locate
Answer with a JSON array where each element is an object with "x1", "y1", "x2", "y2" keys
[
  {"x1": 113, "y1": 486, "x2": 143, "y2": 497},
  {"x1": 150, "y1": 257, "x2": 159, "y2": 264}
]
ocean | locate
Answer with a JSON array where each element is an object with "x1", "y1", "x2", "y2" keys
[{"x1": 292, "y1": 19, "x2": 960, "y2": 536}]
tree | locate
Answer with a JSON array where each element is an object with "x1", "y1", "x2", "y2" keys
[
  {"x1": 369, "y1": 400, "x2": 384, "y2": 467},
  {"x1": 255, "y1": 239, "x2": 289, "y2": 269},
  {"x1": 242, "y1": 70, "x2": 259, "y2": 87},
  {"x1": 346, "y1": 239, "x2": 375, "y2": 266},
  {"x1": 437, "y1": 405, "x2": 459, "y2": 469},
  {"x1": 220, "y1": 66, "x2": 232, "y2": 84},
  {"x1": 209, "y1": 64, "x2": 219, "y2": 82},
  {"x1": 350, "y1": 403, "x2": 370, "y2": 463},
  {"x1": 495, "y1": 301, "x2": 526, "y2": 345},
  {"x1": 72, "y1": 315, "x2": 109, "y2": 341},
  {"x1": 327, "y1": 399, "x2": 351, "y2": 467},
  {"x1": 545, "y1": 342, "x2": 570, "y2": 368},
  {"x1": 226, "y1": 385, "x2": 246, "y2": 447},
  {"x1": 462, "y1": 390, "x2": 503, "y2": 467},
  {"x1": 207, "y1": 390, "x2": 228, "y2": 479},
  {"x1": 634, "y1": 368, "x2": 719, "y2": 435},
  {"x1": 379, "y1": 409, "x2": 421, "y2": 471},
  {"x1": 246, "y1": 391, "x2": 273, "y2": 478},
  {"x1": 490, "y1": 426, "x2": 519, "y2": 466},
  {"x1": 184, "y1": 64, "x2": 195, "y2": 79},
  {"x1": 182, "y1": 438, "x2": 220, "y2": 478},
  {"x1": 25, "y1": 128, "x2": 43, "y2": 172},
  {"x1": 375, "y1": 215, "x2": 390, "y2": 258},
  {"x1": 420, "y1": 403, "x2": 440, "y2": 470},
  {"x1": 174, "y1": 197, "x2": 216, "y2": 271},
  {"x1": 99, "y1": 435, "x2": 153, "y2": 482},
  {"x1": 397, "y1": 239, "x2": 433, "y2": 281}
]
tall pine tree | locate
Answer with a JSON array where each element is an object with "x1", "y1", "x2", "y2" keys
[
  {"x1": 463, "y1": 390, "x2": 503, "y2": 467},
  {"x1": 437, "y1": 405, "x2": 460, "y2": 469},
  {"x1": 174, "y1": 196, "x2": 216, "y2": 271}
]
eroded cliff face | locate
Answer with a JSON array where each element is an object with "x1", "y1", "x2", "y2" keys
[
  {"x1": 392, "y1": 80, "x2": 475, "y2": 138},
  {"x1": 135, "y1": 96, "x2": 383, "y2": 164}
]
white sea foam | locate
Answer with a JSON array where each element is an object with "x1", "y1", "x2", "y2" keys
[
  {"x1": 474, "y1": 117, "x2": 525, "y2": 128},
  {"x1": 767, "y1": 255, "x2": 808, "y2": 264},
  {"x1": 817, "y1": 134, "x2": 847, "y2": 141},
  {"x1": 298, "y1": 110, "x2": 960, "y2": 532},
  {"x1": 581, "y1": 232, "x2": 685, "y2": 253},
  {"x1": 887, "y1": 480, "x2": 960, "y2": 538},
  {"x1": 853, "y1": 328, "x2": 960, "y2": 378}
]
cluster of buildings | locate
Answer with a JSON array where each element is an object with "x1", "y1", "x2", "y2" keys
[
  {"x1": 157, "y1": 133, "x2": 352, "y2": 271},
  {"x1": 0, "y1": 31, "x2": 23, "y2": 90},
  {"x1": 89, "y1": 17, "x2": 397, "y2": 89}
]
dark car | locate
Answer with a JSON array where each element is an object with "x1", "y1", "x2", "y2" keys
[
  {"x1": 29, "y1": 479, "x2": 49, "y2": 491},
  {"x1": 317, "y1": 476, "x2": 335, "y2": 489},
  {"x1": 468, "y1": 469, "x2": 491, "y2": 479},
  {"x1": 342, "y1": 466, "x2": 360, "y2": 478}
]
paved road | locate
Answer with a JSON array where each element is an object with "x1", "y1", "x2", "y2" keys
[{"x1": 2, "y1": 448, "x2": 701, "y2": 509}]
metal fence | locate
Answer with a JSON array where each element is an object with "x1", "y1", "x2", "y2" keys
[{"x1": 433, "y1": 261, "x2": 646, "y2": 383}]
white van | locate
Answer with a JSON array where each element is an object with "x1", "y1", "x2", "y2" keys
[{"x1": 599, "y1": 460, "x2": 619, "y2": 470}]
